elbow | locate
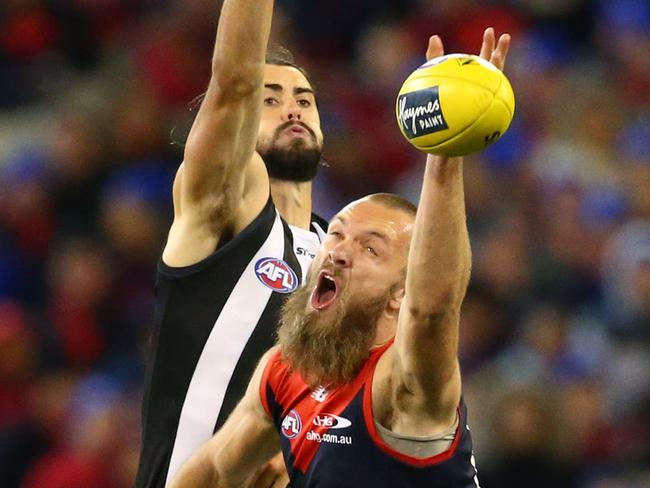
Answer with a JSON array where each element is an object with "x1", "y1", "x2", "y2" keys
[
  {"x1": 408, "y1": 277, "x2": 469, "y2": 316},
  {"x1": 405, "y1": 303, "x2": 451, "y2": 327},
  {"x1": 404, "y1": 287, "x2": 466, "y2": 326},
  {"x1": 211, "y1": 61, "x2": 263, "y2": 99}
]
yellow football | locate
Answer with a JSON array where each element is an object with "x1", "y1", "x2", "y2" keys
[{"x1": 396, "y1": 53, "x2": 515, "y2": 157}]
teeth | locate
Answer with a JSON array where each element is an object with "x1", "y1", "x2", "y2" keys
[{"x1": 323, "y1": 275, "x2": 335, "y2": 283}]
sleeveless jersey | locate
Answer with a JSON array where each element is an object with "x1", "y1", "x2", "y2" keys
[
  {"x1": 260, "y1": 343, "x2": 481, "y2": 487},
  {"x1": 136, "y1": 197, "x2": 326, "y2": 488}
]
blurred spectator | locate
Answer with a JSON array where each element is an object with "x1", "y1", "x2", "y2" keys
[
  {"x1": 0, "y1": 0, "x2": 649, "y2": 486},
  {"x1": 479, "y1": 388, "x2": 576, "y2": 488}
]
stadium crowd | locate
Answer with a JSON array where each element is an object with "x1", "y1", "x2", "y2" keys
[{"x1": 0, "y1": 0, "x2": 648, "y2": 487}]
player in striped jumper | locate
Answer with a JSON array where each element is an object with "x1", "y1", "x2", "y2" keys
[{"x1": 135, "y1": 1, "x2": 327, "y2": 486}]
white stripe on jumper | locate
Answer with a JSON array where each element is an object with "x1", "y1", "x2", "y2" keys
[
  {"x1": 165, "y1": 213, "x2": 284, "y2": 484},
  {"x1": 288, "y1": 223, "x2": 322, "y2": 282}
]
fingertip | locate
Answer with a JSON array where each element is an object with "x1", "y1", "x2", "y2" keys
[{"x1": 429, "y1": 34, "x2": 443, "y2": 49}]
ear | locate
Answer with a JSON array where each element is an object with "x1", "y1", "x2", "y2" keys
[{"x1": 386, "y1": 283, "x2": 406, "y2": 316}]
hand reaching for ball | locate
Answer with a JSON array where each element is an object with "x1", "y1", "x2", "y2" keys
[
  {"x1": 396, "y1": 28, "x2": 515, "y2": 157},
  {"x1": 425, "y1": 27, "x2": 511, "y2": 70}
]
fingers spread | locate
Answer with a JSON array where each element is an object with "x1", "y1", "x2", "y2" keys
[
  {"x1": 491, "y1": 34, "x2": 511, "y2": 70},
  {"x1": 479, "y1": 27, "x2": 495, "y2": 60}
]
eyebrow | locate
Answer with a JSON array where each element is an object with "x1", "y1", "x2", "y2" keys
[
  {"x1": 330, "y1": 215, "x2": 345, "y2": 227},
  {"x1": 264, "y1": 84, "x2": 315, "y2": 97},
  {"x1": 367, "y1": 231, "x2": 390, "y2": 245},
  {"x1": 329, "y1": 217, "x2": 390, "y2": 244}
]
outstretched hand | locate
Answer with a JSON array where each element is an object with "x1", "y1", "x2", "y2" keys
[{"x1": 425, "y1": 27, "x2": 511, "y2": 70}]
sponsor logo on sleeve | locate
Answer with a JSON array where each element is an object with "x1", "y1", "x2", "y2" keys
[{"x1": 255, "y1": 258, "x2": 298, "y2": 293}]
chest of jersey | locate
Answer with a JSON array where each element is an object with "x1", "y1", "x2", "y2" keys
[{"x1": 264, "y1": 353, "x2": 479, "y2": 488}]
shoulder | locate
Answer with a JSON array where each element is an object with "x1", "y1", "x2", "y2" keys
[
  {"x1": 259, "y1": 345, "x2": 286, "y2": 388},
  {"x1": 310, "y1": 213, "x2": 329, "y2": 235},
  {"x1": 162, "y1": 195, "x2": 277, "y2": 272}
]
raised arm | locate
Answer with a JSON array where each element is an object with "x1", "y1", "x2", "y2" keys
[
  {"x1": 393, "y1": 29, "x2": 511, "y2": 425},
  {"x1": 168, "y1": 349, "x2": 280, "y2": 488},
  {"x1": 163, "y1": 0, "x2": 275, "y2": 267}
]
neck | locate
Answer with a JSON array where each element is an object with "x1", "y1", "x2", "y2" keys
[
  {"x1": 270, "y1": 178, "x2": 313, "y2": 229},
  {"x1": 373, "y1": 315, "x2": 397, "y2": 347}
]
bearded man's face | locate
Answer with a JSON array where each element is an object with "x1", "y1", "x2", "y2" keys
[
  {"x1": 277, "y1": 199, "x2": 413, "y2": 387},
  {"x1": 277, "y1": 269, "x2": 391, "y2": 388},
  {"x1": 257, "y1": 64, "x2": 323, "y2": 182}
]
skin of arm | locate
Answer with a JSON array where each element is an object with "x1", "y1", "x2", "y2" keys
[
  {"x1": 380, "y1": 29, "x2": 512, "y2": 431},
  {"x1": 162, "y1": 0, "x2": 276, "y2": 267},
  {"x1": 167, "y1": 348, "x2": 281, "y2": 488}
]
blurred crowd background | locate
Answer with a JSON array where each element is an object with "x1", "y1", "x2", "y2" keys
[{"x1": 0, "y1": 0, "x2": 649, "y2": 487}]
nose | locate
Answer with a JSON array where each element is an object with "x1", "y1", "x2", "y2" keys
[
  {"x1": 328, "y1": 243, "x2": 352, "y2": 268},
  {"x1": 284, "y1": 99, "x2": 301, "y2": 122}
]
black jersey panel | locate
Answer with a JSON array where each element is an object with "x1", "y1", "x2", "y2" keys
[{"x1": 136, "y1": 198, "x2": 277, "y2": 488}]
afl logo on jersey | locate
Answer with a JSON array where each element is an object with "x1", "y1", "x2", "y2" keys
[
  {"x1": 255, "y1": 258, "x2": 298, "y2": 293},
  {"x1": 281, "y1": 410, "x2": 302, "y2": 439}
]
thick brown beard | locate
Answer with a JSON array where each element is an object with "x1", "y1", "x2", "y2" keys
[
  {"x1": 258, "y1": 122, "x2": 322, "y2": 182},
  {"x1": 277, "y1": 280, "x2": 389, "y2": 388}
]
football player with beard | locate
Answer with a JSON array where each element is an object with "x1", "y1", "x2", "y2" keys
[
  {"x1": 168, "y1": 29, "x2": 511, "y2": 488},
  {"x1": 135, "y1": 1, "x2": 328, "y2": 487}
]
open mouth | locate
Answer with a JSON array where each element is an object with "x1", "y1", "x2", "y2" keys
[{"x1": 310, "y1": 270, "x2": 338, "y2": 310}]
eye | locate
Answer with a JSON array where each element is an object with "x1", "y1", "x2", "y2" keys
[
  {"x1": 366, "y1": 246, "x2": 378, "y2": 256},
  {"x1": 297, "y1": 99, "x2": 312, "y2": 108},
  {"x1": 264, "y1": 97, "x2": 279, "y2": 106},
  {"x1": 327, "y1": 230, "x2": 343, "y2": 241}
]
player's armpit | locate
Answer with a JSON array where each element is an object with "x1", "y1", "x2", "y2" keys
[
  {"x1": 162, "y1": 154, "x2": 269, "y2": 267},
  {"x1": 391, "y1": 306, "x2": 462, "y2": 421},
  {"x1": 168, "y1": 348, "x2": 281, "y2": 488}
]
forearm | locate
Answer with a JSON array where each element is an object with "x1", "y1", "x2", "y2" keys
[
  {"x1": 211, "y1": 0, "x2": 275, "y2": 87},
  {"x1": 169, "y1": 350, "x2": 281, "y2": 488},
  {"x1": 168, "y1": 443, "x2": 222, "y2": 488},
  {"x1": 179, "y1": 0, "x2": 274, "y2": 211},
  {"x1": 406, "y1": 154, "x2": 471, "y2": 316}
]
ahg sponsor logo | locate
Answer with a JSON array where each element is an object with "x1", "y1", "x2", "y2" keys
[
  {"x1": 312, "y1": 414, "x2": 352, "y2": 429},
  {"x1": 306, "y1": 430, "x2": 353, "y2": 445}
]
